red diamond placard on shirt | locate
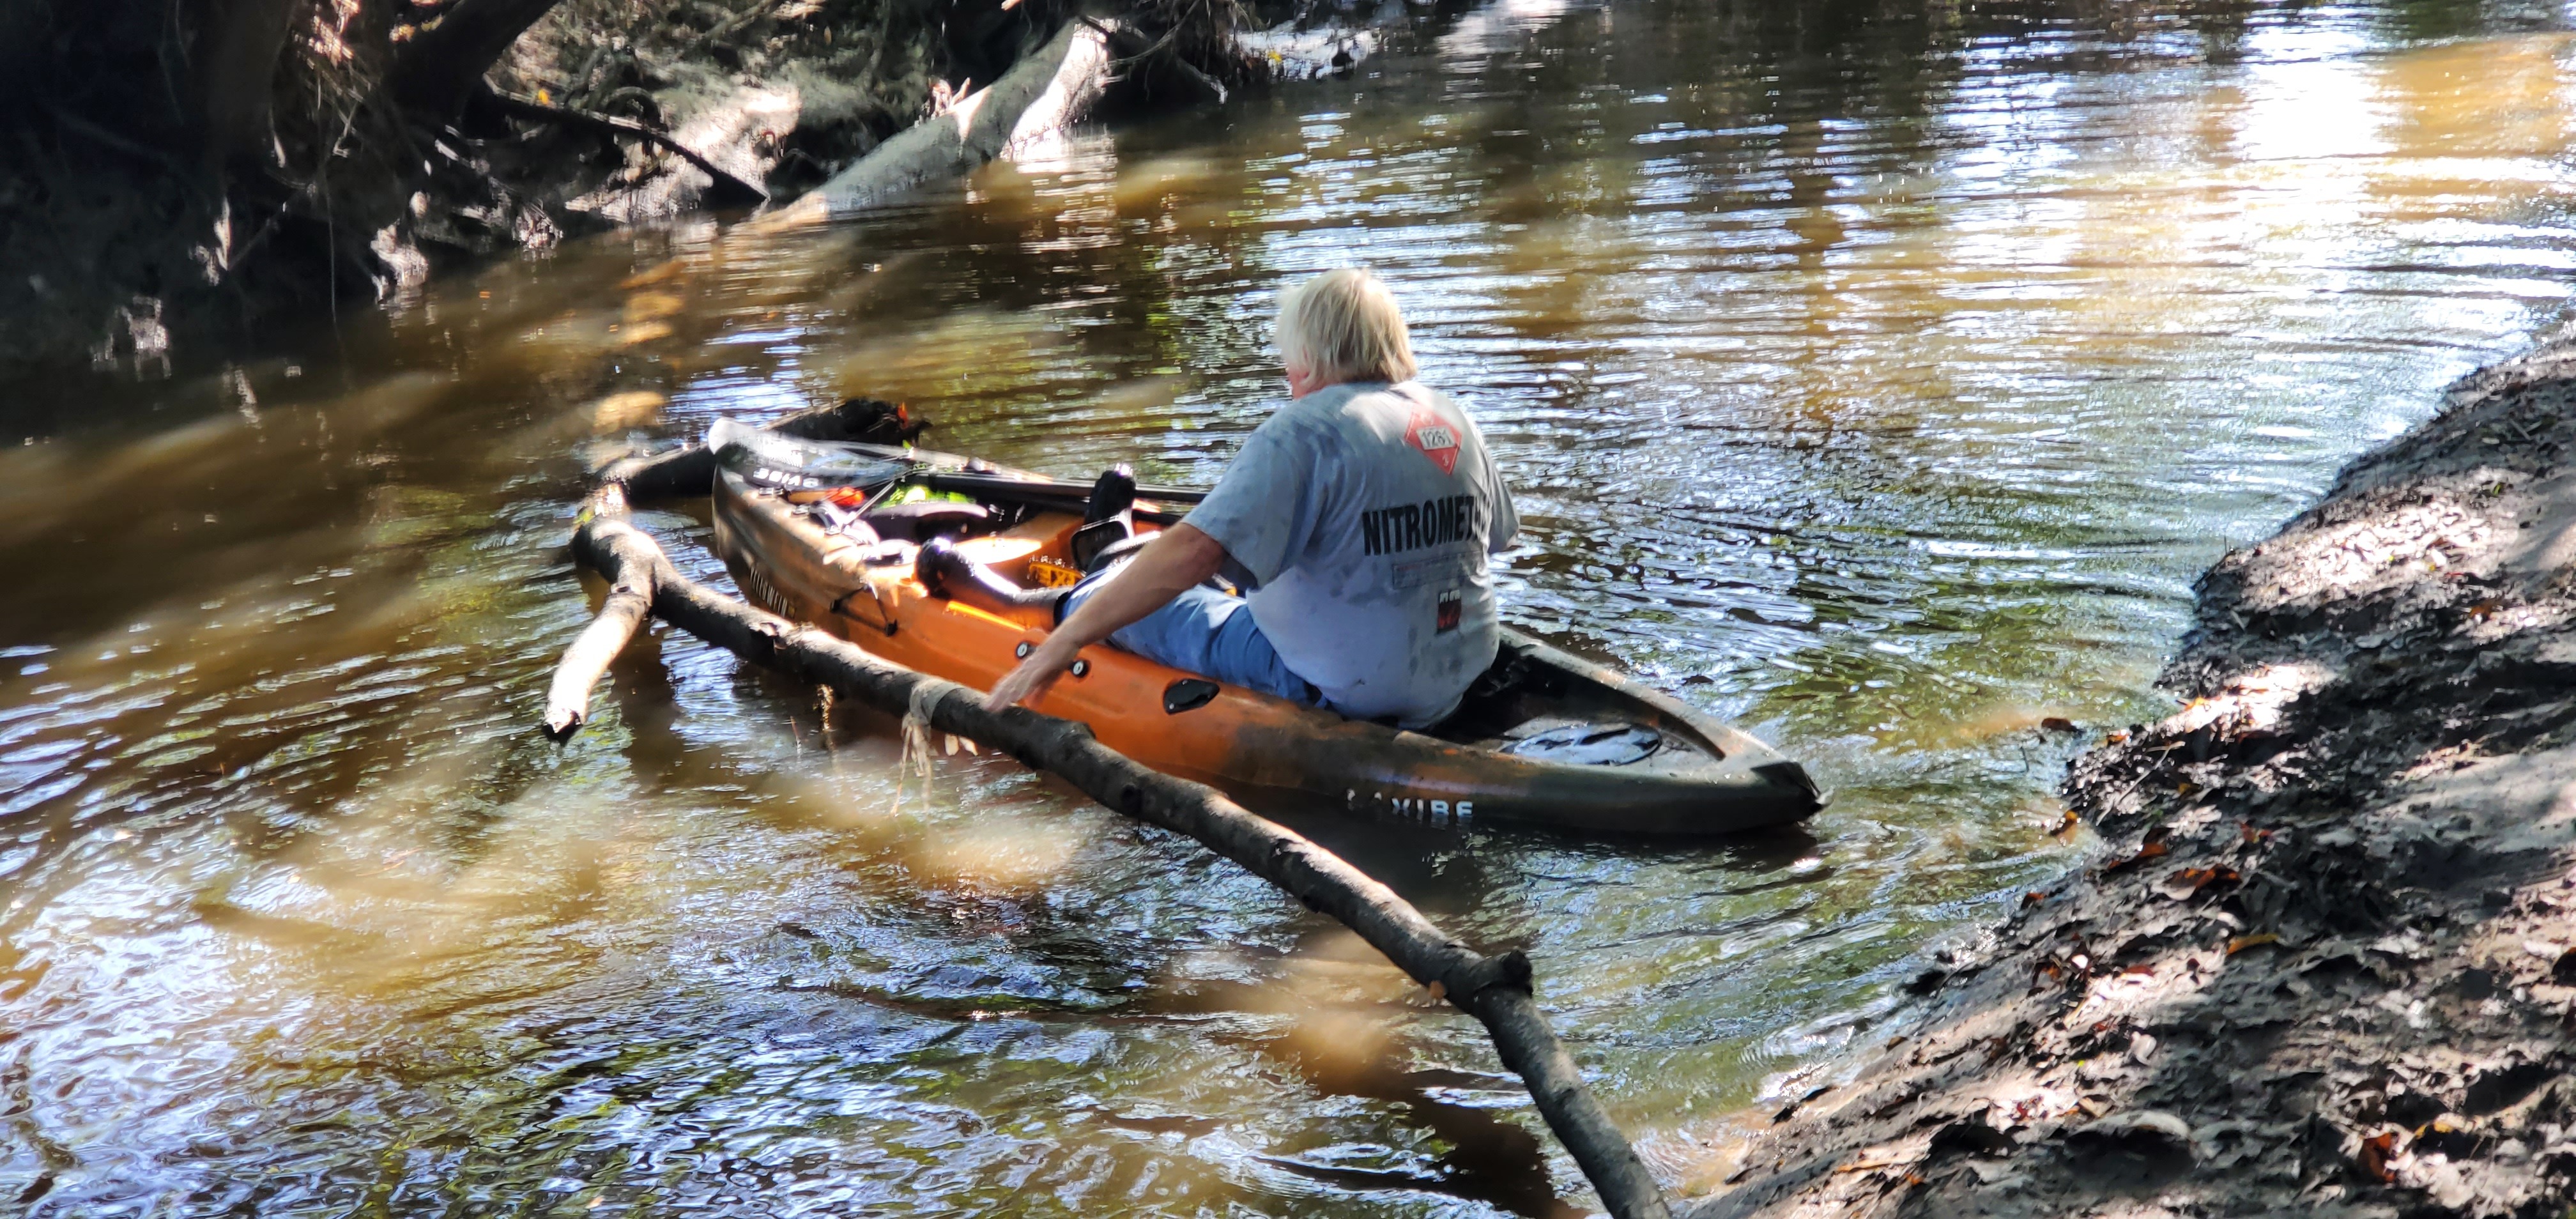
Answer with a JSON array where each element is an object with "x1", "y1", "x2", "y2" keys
[{"x1": 1405, "y1": 409, "x2": 1460, "y2": 475}]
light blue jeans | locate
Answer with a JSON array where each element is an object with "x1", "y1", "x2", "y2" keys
[{"x1": 1061, "y1": 575, "x2": 1322, "y2": 707}]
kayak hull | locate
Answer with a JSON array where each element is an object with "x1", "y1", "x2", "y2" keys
[{"x1": 709, "y1": 454, "x2": 1822, "y2": 837}]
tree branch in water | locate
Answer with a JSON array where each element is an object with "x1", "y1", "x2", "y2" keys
[{"x1": 545, "y1": 482, "x2": 1673, "y2": 1219}]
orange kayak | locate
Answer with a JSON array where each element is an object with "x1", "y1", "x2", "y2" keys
[{"x1": 707, "y1": 427, "x2": 1823, "y2": 836}]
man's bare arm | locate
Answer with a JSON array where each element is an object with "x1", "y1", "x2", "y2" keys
[{"x1": 981, "y1": 524, "x2": 1227, "y2": 711}]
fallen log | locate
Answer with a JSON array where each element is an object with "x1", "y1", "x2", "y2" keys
[
  {"x1": 547, "y1": 487, "x2": 1673, "y2": 1219},
  {"x1": 542, "y1": 487, "x2": 659, "y2": 738},
  {"x1": 762, "y1": 17, "x2": 1118, "y2": 226},
  {"x1": 592, "y1": 395, "x2": 924, "y2": 502}
]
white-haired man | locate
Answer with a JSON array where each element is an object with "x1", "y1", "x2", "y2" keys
[{"x1": 972, "y1": 267, "x2": 1518, "y2": 726}]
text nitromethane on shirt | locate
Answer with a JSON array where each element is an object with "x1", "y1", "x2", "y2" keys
[{"x1": 1360, "y1": 494, "x2": 1480, "y2": 556}]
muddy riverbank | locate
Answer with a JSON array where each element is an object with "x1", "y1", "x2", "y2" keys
[
  {"x1": 0, "y1": 0, "x2": 1323, "y2": 384},
  {"x1": 1690, "y1": 333, "x2": 2576, "y2": 1216}
]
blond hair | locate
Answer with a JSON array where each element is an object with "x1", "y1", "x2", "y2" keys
[{"x1": 1276, "y1": 268, "x2": 1419, "y2": 386}]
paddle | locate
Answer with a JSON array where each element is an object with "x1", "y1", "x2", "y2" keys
[
  {"x1": 918, "y1": 470, "x2": 1207, "y2": 523},
  {"x1": 919, "y1": 470, "x2": 1206, "y2": 504}
]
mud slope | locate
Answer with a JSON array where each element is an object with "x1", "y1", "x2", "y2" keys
[{"x1": 1689, "y1": 334, "x2": 2576, "y2": 1218}]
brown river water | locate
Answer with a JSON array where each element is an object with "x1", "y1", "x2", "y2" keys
[{"x1": 6, "y1": 0, "x2": 2576, "y2": 1211}]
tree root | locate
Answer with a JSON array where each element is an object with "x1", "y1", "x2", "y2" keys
[{"x1": 483, "y1": 89, "x2": 768, "y2": 207}]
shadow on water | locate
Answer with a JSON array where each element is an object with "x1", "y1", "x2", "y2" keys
[
  {"x1": 1269, "y1": 804, "x2": 1825, "y2": 919},
  {"x1": 1254, "y1": 1080, "x2": 1584, "y2": 1219}
]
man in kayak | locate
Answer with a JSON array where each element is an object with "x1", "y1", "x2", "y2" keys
[{"x1": 933, "y1": 267, "x2": 1520, "y2": 727}]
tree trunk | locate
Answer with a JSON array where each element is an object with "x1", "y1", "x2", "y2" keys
[
  {"x1": 196, "y1": 0, "x2": 303, "y2": 171},
  {"x1": 390, "y1": 0, "x2": 570, "y2": 119}
]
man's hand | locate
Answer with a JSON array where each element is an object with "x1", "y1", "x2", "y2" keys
[
  {"x1": 984, "y1": 632, "x2": 1082, "y2": 712},
  {"x1": 977, "y1": 524, "x2": 1230, "y2": 714}
]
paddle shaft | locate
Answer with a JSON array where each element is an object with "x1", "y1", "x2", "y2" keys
[{"x1": 917, "y1": 470, "x2": 1202, "y2": 524}]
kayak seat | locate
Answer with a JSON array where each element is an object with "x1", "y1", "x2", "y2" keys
[
  {"x1": 1427, "y1": 646, "x2": 1569, "y2": 744},
  {"x1": 1071, "y1": 519, "x2": 1142, "y2": 571},
  {"x1": 864, "y1": 501, "x2": 992, "y2": 542},
  {"x1": 1085, "y1": 463, "x2": 1138, "y2": 524},
  {"x1": 1070, "y1": 464, "x2": 1140, "y2": 571}
]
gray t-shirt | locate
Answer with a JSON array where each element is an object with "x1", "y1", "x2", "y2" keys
[{"x1": 1183, "y1": 381, "x2": 1519, "y2": 726}]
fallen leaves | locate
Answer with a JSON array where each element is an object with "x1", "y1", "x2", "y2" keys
[
  {"x1": 1834, "y1": 1157, "x2": 1915, "y2": 1174},
  {"x1": 2000, "y1": 1084, "x2": 2083, "y2": 1125},
  {"x1": 2226, "y1": 932, "x2": 2281, "y2": 956},
  {"x1": 2070, "y1": 1108, "x2": 2193, "y2": 1152},
  {"x1": 2359, "y1": 1130, "x2": 2399, "y2": 1183},
  {"x1": 2102, "y1": 839, "x2": 2170, "y2": 874},
  {"x1": 2161, "y1": 864, "x2": 2241, "y2": 898}
]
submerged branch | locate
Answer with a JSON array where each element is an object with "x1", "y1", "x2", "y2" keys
[{"x1": 546, "y1": 482, "x2": 1673, "y2": 1219}]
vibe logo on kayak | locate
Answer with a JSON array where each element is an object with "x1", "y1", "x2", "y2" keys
[{"x1": 1350, "y1": 787, "x2": 1475, "y2": 825}]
